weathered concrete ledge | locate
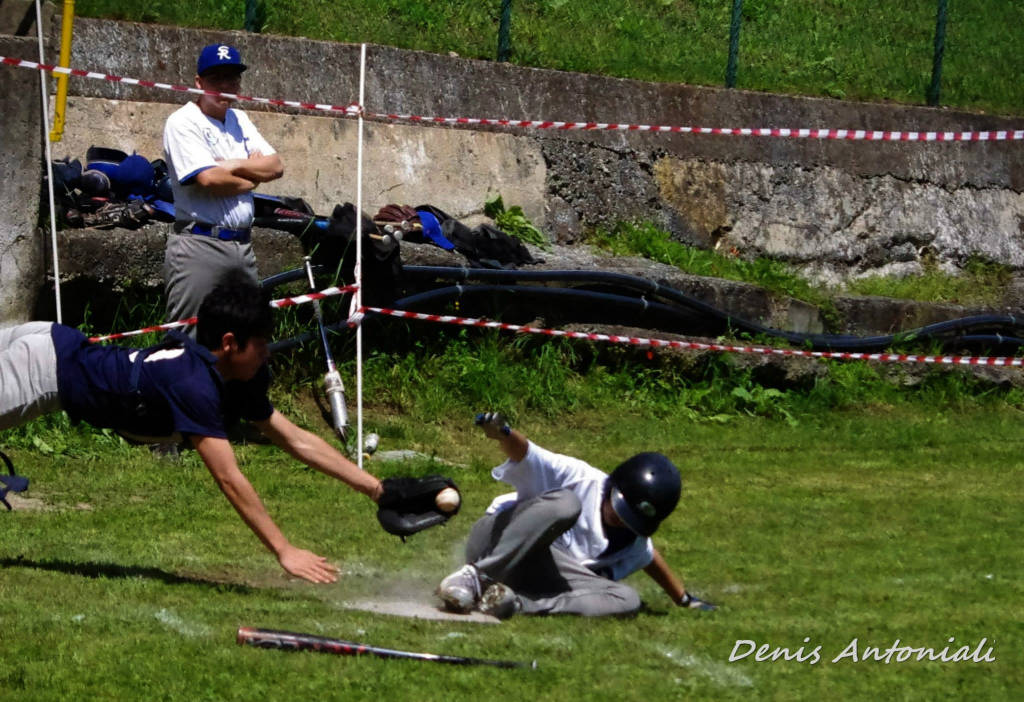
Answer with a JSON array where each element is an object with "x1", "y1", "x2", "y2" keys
[{"x1": 45, "y1": 223, "x2": 994, "y2": 339}]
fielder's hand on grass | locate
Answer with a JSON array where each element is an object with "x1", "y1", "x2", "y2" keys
[
  {"x1": 475, "y1": 412, "x2": 511, "y2": 439},
  {"x1": 679, "y1": 592, "x2": 717, "y2": 611},
  {"x1": 277, "y1": 544, "x2": 339, "y2": 584}
]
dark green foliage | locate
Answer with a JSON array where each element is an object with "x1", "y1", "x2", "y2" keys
[{"x1": 484, "y1": 193, "x2": 549, "y2": 250}]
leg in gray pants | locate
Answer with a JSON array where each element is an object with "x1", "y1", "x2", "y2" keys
[
  {"x1": 0, "y1": 323, "x2": 62, "y2": 430},
  {"x1": 164, "y1": 234, "x2": 259, "y2": 337},
  {"x1": 465, "y1": 488, "x2": 641, "y2": 617}
]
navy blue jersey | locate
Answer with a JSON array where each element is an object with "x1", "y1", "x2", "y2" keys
[{"x1": 52, "y1": 325, "x2": 273, "y2": 443}]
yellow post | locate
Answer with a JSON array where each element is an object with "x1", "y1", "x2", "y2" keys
[{"x1": 48, "y1": 0, "x2": 75, "y2": 142}]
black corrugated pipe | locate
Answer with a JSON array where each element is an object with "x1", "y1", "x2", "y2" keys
[
  {"x1": 264, "y1": 265, "x2": 1024, "y2": 355},
  {"x1": 401, "y1": 266, "x2": 1024, "y2": 352}
]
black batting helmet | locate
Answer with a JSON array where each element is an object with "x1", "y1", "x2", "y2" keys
[{"x1": 607, "y1": 452, "x2": 681, "y2": 536}]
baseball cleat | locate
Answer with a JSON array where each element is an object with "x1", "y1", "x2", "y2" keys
[
  {"x1": 479, "y1": 582, "x2": 521, "y2": 620},
  {"x1": 436, "y1": 564, "x2": 481, "y2": 613}
]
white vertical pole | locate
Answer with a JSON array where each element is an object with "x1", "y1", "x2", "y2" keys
[
  {"x1": 35, "y1": 0, "x2": 63, "y2": 323},
  {"x1": 355, "y1": 43, "x2": 366, "y2": 470}
]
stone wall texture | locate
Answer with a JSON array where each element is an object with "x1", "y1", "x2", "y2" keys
[
  {"x1": 0, "y1": 36, "x2": 44, "y2": 320},
  {"x1": 1, "y1": 16, "x2": 1022, "y2": 322}
]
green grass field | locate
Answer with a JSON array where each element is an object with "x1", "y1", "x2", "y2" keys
[
  {"x1": 8, "y1": 4, "x2": 1023, "y2": 698},
  {"x1": 2, "y1": 388, "x2": 1022, "y2": 699}
]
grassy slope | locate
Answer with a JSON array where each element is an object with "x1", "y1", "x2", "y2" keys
[
  {"x1": 1, "y1": 406, "x2": 1022, "y2": 700},
  {"x1": 75, "y1": 0, "x2": 1024, "y2": 116},
  {"x1": 590, "y1": 222, "x2": 1016, "y2": 309}
]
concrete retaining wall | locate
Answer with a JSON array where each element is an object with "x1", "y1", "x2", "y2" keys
[
  {"x1": 0, "y1": 35, "x2": 44, "y2": 321},
  {"x1": 3, "y1": 17, "x2": 1023, "y2": 323},
  {"x1": 57, "y1": 19, "x2": 1024, "y2": 279}
]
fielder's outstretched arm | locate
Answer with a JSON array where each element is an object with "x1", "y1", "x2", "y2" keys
[
  {"x1": 255, "y1": 410, "x2": 383, "y2": 501},
  {"x1": 191, "y1": 434, "x2": 339, "y2": 584}
]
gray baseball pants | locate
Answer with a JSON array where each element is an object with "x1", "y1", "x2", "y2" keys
[
  {"x1": 465, "y1": 488, "x2": 642, "y2": 617},
  {"x1": 0, "y1": 323, "x2": 61, "y2": 430},
  {"x1": 164, "y1": 233, "x2": 259, "y2": 337}
]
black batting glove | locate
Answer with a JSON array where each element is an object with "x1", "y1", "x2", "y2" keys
[
  {"x1": 474, "y1": 412, "x2": 511, "y2": 439},
  {"x1": 679, "y1": 592, "x2": 717, "y2": 611}
]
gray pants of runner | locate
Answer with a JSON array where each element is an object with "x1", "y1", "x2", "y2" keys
[
  {"x1": 465, "y1": 488, "x2": 642, "y2": 617},
  {"x1": 0, "y1": 323, "x2": 62, "y2": 430},
  {"x1": 164, "y1": 233, "x2": 259, "y2": 338}
]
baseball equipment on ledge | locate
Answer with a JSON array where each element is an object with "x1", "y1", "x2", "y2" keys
[
  {"x1": 237, "y1": 626, "x2": 536, "y2": 668},
  {"x1": 373, "y1": 203, "x2": 421, "y2": 233},
  {"x1": 0, "y1": 450, "x2": 29, "y2": 511},
  {"x1": 377, "y1": 475, "x2": 461, "y2": 539}
]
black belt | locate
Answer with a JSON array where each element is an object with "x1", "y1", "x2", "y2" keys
[{"x1": 188, "y1": 223, "x2": 252, "y2": 243}]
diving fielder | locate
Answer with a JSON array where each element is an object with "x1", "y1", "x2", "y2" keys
[
  {"x1": 0, "y1": 276, "x2": 457, "y2": 581},
  {"x1": 437, "y1": 413, "x2": 716, "y2": 618}
]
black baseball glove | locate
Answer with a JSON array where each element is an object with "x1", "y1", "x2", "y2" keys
[{"x1": 376, "y1": 475, "x2": 461, "y2": 539}]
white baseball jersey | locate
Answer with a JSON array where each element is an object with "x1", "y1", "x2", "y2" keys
[
  {"x1": 163, "y1": 101, "x2": 275, "y2": 230},
  {"x1": 488, "y1": 441, "x2": 655, "y2": 581}
]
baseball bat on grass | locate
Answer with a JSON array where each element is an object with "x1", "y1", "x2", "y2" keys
[{"x1": 237, "y1": 627, "x2": 536, "y2": 669}]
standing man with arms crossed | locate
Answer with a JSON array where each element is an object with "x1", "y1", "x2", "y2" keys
[{"x1": 163, "y1": 43, "x2": 284, "y2": 329}]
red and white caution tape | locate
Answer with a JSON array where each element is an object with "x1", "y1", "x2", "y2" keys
[
  {"x1": 360, "y1": 306, "x2": 1024, "y2": 368},
  {"x1": 89, "y1": 284, "x2": 358, "y2": 342},
  {"x1": 0, "y1": 56, "x2": 361, "y2": 117},
  {"x1": 3, "y1": 54, "x2": 1022, "y2": 143},
  {"x1": 366, "y1": 111, "x2": 1024, "y2": 143},
  {"x1": 269, "y1": 285, "x2": 358, "y2": 308},
  {"x1": 89, "y1": 317, "x2": 197, "y2": 343}
]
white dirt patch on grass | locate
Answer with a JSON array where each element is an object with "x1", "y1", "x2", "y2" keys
[
  {"x1": 321, "y1": 565, "x2": 501, "y2": 624},
  {"x1": 154, "y1": 608, "x2": 211, "y2": 637},
  {"x1": 340, "y1": 597, "x2": 500, "y2": 624},
  {"x1": 6, "y1": 493, "x2": 53, "y2": 511},
  {"x1": 5, "y1": 493, "x2": 92, "y2": 511},
  {"x1": 659, "y1": 645, "x2": 754, "y2": 688},
  {"x1": 719, "y1": 582, "x2": 748, "y2": 594}
]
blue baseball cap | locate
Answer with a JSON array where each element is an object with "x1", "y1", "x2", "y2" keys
[
  {"x1": 415, "y1": 210, "x2": 456, "y2": 251},
  {"x1": 197, "y1": 44, "x2": 247, "y2": 76},
  {"x1": 113, "y1": 153, "x2": 156, "y2": 196}
]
